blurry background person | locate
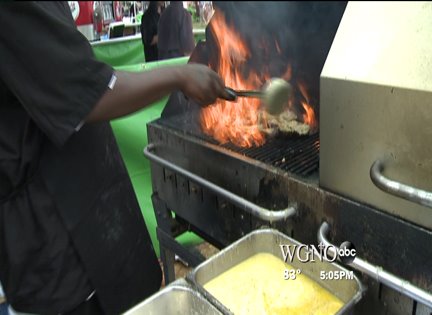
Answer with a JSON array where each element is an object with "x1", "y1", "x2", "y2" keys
[
  {"x1": 140, "y1": 1, "x2": 164, "y2": 62},
  {"x1": 158, "y1": 1, "x2": 195, "y2": 60}
]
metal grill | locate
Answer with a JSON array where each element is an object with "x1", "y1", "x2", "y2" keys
[
  {"x1": 158, "y1": 115, "x2": 319, "y2": 177},
  {"x1": 221, "y1": 133, "x2": 319, "y2": 177}
]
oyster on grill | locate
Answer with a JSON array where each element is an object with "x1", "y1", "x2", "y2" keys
[{"x1": 258, "y1": 109, "x2": 310, "y2": 136}]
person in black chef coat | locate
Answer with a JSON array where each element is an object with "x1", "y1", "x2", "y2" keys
[
  {"x1": 158, "y1": 1, "x2": 196, "y2": 60},
  {"x1": 0, "y1": 2, "x2": 227, "y2": 315},
  {"x1": 140, "y1": 1, "x2": 165, "y2": 62}
]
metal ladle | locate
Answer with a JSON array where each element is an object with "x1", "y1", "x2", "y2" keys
[{"x1": 223, "y1": 78, "x2": 292, "y2": 115}]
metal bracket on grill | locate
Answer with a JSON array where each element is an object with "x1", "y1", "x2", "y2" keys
[
  {"x1": 370, "y1": 159, "x2": 432, "y2": 208},
  {"x1": 144, "y1": 144, "x2": 297, "y2": 222},
  {"x1": 318, "y1": 221, "x2": 432, "y2": 308}
]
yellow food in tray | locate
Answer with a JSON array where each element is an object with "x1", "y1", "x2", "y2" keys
[{"x1": 203, "y1": 253, "x2": 343, "y2": 315}]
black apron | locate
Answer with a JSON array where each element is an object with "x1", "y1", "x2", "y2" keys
[{"x1": 39, "y1": 122, "x2": 162, "y2": 315}]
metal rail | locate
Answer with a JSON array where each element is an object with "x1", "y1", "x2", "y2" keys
[
  {"x1": 144, "y1": 144, "x2": 297, "y2": 222},
  {"x1": 370, "y1": 159, "x2": 432, "y2": 208},
  {"x1": 318, "y1": 221, "x2": 432, "y2": 308}
]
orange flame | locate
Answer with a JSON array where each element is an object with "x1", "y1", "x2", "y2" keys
[
  {"x1": 302, "y1": 102, "x2": 317, "y2": 129},
  {"x1": 200, "y1": 11, "x2": 266, "y2": 148},
  {"x1": 298, "y1": 82, "x2": 318, "y2": 131},
  {"x1": 200, "y1": 11, "x2": 319, "y2": 146},
  {"x1": 281, "y1": 63, "x2": 292, "y2": 82}
]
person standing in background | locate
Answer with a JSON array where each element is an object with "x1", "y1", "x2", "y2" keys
[
  {"x1": 158, "y1": 1, "x2": 195, "y2": 60},
  {"x1": 140, "y1": 1, "x2": 164, "y2": 62}
]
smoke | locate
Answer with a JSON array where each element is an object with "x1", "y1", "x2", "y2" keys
[
  {"x1": 211, "y1": 1, "x2": 347, "y2": 113},
  {"x1": 162, "y1": 2, "x2": 347, "y2": 123}
]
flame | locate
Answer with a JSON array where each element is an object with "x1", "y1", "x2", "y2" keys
[
  {"x1": 281, "y1": 63, "x2": 292, "y2": 82},
  {"x1": 298, "y1": 82, "x2": 318, "y2": 131},
  {"x1": 200, "y1": 11, "x2": 319, "y2": 147},
  {"x1": 302, "y1": 102, "x2": 317, "y2": 129},
  {"x1": 200, "y1": 11, "x2": 266, "y2": 148}
]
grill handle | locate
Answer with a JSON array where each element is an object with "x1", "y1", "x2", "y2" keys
[
  {"x1": 370, "y1": 159, "x2": 432, "y2": 208},
  {"x1": 318, "y1": 222, "x2": 432, "y2": 308},
  {"x1": 144, "y1": 144, "x2": 296, "y2": 222}
]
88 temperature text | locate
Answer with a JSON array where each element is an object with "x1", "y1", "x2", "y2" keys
[{"x1": 283, "y1": 268, "x2": 302, "y2": 280}]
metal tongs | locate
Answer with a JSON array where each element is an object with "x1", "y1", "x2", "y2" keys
[
  {"x1": 222, "y1": 78, "x2": 292, "y2": 115},
  {"x1": 224, "y1": 87, "x2": 263, "y2": 101}
]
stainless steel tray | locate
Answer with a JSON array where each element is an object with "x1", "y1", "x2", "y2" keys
[
  {"x1": 186, "y1": 228, "x2": 365, "y2": 315},
  {"x1": 124, "y1": 278, "x2": 223, "y2": 315}
]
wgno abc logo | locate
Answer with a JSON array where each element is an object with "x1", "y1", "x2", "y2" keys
[{"x1": 279, "y1": 241, "x2": 356, "y2": 264}]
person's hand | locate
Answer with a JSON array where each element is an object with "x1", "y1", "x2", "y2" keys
[
  {"x1": 179, "y1": 64, "x2": 229, "y2": 106},
  {"x1": 151, "y1": 35, "x2": 158, "y2": 46}
]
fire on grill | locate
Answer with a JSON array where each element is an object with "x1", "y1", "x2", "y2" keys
[{"x1": 199, "y1": 9, "x2": 318, "y2": 148}]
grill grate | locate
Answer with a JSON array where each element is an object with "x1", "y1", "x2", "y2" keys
[
  {"x1": 157, "y1": 116, "x2": 319, "y2": 177},
  {"x1": 220, "y1": 133, "x2": 319, "y2": 177}
]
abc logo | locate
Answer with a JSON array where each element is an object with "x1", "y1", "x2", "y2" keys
[{"x1": 338, "y1": 241, "x2": 356, "y2": 264}]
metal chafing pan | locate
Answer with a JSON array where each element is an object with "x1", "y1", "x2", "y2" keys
[
  {"x1": 123, "y1": 278, "x2": 223, "y2": 315},
  {"x1": 186, "y1": 228, "x2": 365, "y2": 315}
]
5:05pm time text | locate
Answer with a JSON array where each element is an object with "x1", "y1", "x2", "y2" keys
[{"x1": 320, "y1": 270, "x2": 354, "y2": 280}]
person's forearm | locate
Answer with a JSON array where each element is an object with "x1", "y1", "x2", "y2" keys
[{"x1": 85, "y1": 67, "x2": 184, "y2": 122}]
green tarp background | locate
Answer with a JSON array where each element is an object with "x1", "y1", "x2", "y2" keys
[
  {"x1": 92, "y1": 32, "x2": 206, "y2": 68},
  {"x1": 92, "y1": 36, "x2": 145, "y2": 68},
  {"x1": 106, "y1": 57, "x2": 202, "y2": 256}
]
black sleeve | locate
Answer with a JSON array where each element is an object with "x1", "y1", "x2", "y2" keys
[{"x1": 0, "y1": 2, "x2": 113, "y2": 147}]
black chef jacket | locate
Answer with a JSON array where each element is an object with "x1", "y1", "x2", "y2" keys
[
  {"x1": 140, "y1": 4, "x2": 160, "y2": 62},
  {"x1": 0, "y1": 2, "x2": 161, "y2": 314},
  {"x1": 158, "y1": 2, "x2": 195, "y2": 60}
]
